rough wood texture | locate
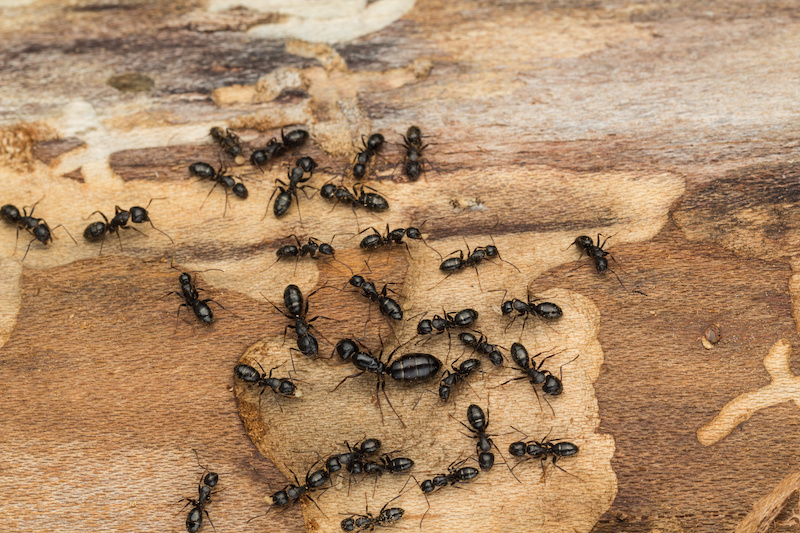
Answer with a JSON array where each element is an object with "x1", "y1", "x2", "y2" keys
[{"x1": 3, "y1": 0, "x2": 800, "y2": 532}]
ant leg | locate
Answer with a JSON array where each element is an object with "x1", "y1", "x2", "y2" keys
[
  {"x1": 331, "y1": 371, "x2": 365, "y2": 392},
  {"x1": 200, "y1": 181, "x2": 220, "y2": 210},
  {"x1": 380, "y1": 378, "x2": 405, "y2": 428},
  {"x1": 144, "y1": 219, "x2": 173, "y2": 243},
  {"x1": 20, "y1": 237, "x2": 38, "y2": 262},
  {"x1": 203, "y1": 299, "x2": 239, "y2": 319},
  {"x1": 49, "y1": 224, "x2": 77, "y2": 244},
  {"x1": 608, "y1": 266, "x2": 629, "y2": 292}
]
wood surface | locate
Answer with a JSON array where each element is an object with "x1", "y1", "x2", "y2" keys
[{"x1": 2, "y1": 0, "x2": 800, "y2": 532}]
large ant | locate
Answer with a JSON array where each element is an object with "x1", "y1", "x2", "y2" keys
[
  {"x1": 438, "y1": 358, "x2": 481, "y2": 402},
  {"x1": 352, "y1": 133, "x2": 385, "y2": 179},
  {"x1": 348, "y1": 275, "x2": 403, "y2": 321},
  {"x1": 498, "y1": 288, "x2": 562, "y2": 332},
  {"x1": 188, "y1": 162, "x2": 248, "y2": 216},
  {"x1": 400, "y1": 125, "x2": 430, "y2": 181},
  {"x1": 234, "y1": 362, "x2": 297, "y2": 411},
  {"x1": 357, "y1": 223, "x2": 440, "y2": 260},
  {"x1": 166, "y1": 264, "x2": 227, "y2": 324},
  {"x1": 502, "y1": 343, "x2": 577, "y2": 415},
  {"x1": 269, "y1": 160, "x2": 315, "y2": 219},
  {"x1": 1, "y1": 200, "x2": 76, "y2": 261},
  {"x1": 508, "y1": 427, "x2": 580, "y2": 480},
  {"x1": 341, "y1": 495, "x2": 405, "y2": 532},
  {"x1": 436, "y1": 238, "x2": 519, "y2": 289},
  {"x1": 264, "y1": 284, "x2": 331, "y2": 364},
  {"x1": 416, "y1": 458, "x2": 479, "y2": 526},
  {"x1": 84, "y1": 200, "x2": 173, "y2": 253},
  {"x1": 320, "y1": 182, "x2": 389, "y2": 212},
  {"x1": 570, "y1": 234, "x2": 628, "y2": 291},
  {"x1": 180, "y1": 450, "x2": 220, "y2": 533},
  {"x1": 209, "y1": 126, "x2": 242, "y2": 159},
  {"x1": 332, "y1": 338, "x2": 442, "y2": 427},
  {"x1": 454, "y1": 403, "x2": 507, "y2": 472},
  {"x1": 458, "y1": 332, "x2": 504, "y2": 367}
]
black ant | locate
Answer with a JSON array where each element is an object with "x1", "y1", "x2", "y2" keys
[
  {"x1": 400, "y1": 125, "x2": 430, "y2": 181},
  {"x1": 348, "y1": 275, "x2": 403, "y2": 321},
  {"x1": 1, "y1": 200, "x2": 76, "y2": 261},
  {"x1": 416, "y1": 458, "x2": 479, "y2": 526},
  {"x1": 435, "y1": 237, "x2": 519, "y2": 290},
  {"x1": 271, "y1": 234, "x2": 352, "y2": 273},
  {"x1": 166, "y1": 263, "x2": 228, "y2": 324},
  {"x1": 351, "y1": 133, "x2": 385, "y2": 179},
  {"x1": 508, "y1": 427, "x2": 580, "y2": 480},
  {"x1": 497, "y1": 288, "x2": 562, "y2": 333},
  {"x1": 264, "y1": 284, "x2": 331, "y2": 366},
  {"x1": 332, "y1": 337, "x2": 442, "y2": 427},
  {"x1": 357, "y1": 223, "x2": 440, "y2": 260},
  {"x1": 320, "y1": 182, "x2": 389, "y2": 212},
  {"x1": 501, "y1": 343, "x2": 577, "y2": 416},
  {"x1": 438, "y1": 357, "x2": 481, "y2": 402},
  {"x1": 180, "y1": 450, "x2": 220, "y2": 533},
  {"x1": 454, "y1": 403, "x2": 509, "y2": 473},
  {"x1": 569, "y1": 233, "x2": 628, "y2": 291},
  {"x1": 269, "y1": 160, "x2": 315, "y2": 219},
  {"x1": 252, "y1": 461, "x2": 330, "y2": 521},
  {"x1": 187, "y1": 162, "x2": 248, "y2": 216},
  {"x1": 341, "y1": 494, "x2": 405, "y2": 532},
  {"x1": 325, "y1": 438, "x2": 382, "y2": 476},
  {"x1": 417, "y1": 308, "x2": 479, "y2": 345},
  {"x1": 209, "y1": 126, "x2": 242, "y2": 159},
  {"x1": 84, "y1": 200, "x2": 173, "y2": 253},
  {"x1": 250, "y1": 138, "x2": 285, "y2": 171},
  {"x1": 234, "y1": 362, "x2": 297, "y2": 411},
  {"x1": 458, "y1": 332, "x2": 504, "y2": 367}
]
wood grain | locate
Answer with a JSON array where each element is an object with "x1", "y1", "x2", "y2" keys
[{"x1": 3, "y1": 0, "x2": 800, "y2": 532}]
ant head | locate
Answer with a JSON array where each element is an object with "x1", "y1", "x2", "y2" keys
[
  {"x1": 129, "y1": 206, "x2": 149, "y2": 223},
  {"x1": 485, "y1": 245, "x2": 498, "y2": 257},
  {"x1": 320, "y1": 183, "x2": 336, "y2": 199},
  {"x1": 367, "y1": 133, "x2": 385, "y2": 150},
  {"x1": 349, "y1": 275, "x2": 365, "y2": 288},
  {"x1": 278, "y1": 379, "x2": 296, "y2": 396},
  {"x1": 32, "y1": 224, "x2": 51, "y2": 244},
  {"x1": 595, "y1": 256, "x2": 608, "y2": 273}
]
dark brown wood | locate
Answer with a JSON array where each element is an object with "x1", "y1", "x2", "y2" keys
[{"x1": 2, "y1": 0, "x2": 800, "y2": 532}]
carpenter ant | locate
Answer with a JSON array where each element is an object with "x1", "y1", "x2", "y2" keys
[
  {"x1": 1, "y1": 200, "x2": 76, "y2": 261},
  {"x1": 435, "y1": 237, "x2": 519, "y2": 290},
  {"x1": 166, "y1": 265, "x2": 227, "y2": 324},
  {"x1": 416, "y1": 459, "x2": 479, "y2": 526},
  {"x1": 253, "y1": 462, "x2": 329, "y2": 521},
  {"x1": 84, "y1": 201, "x2": 172, "y2": 253},
  {"x1": 341, "y1": 494, "x2": 405, "y2": 532},
  {"x1": 188, "y1": 162, "x2": 248, "y2": 216},
  {"x1": 210, "y1": 126, "x2": 242, "y2": 159},
  {"x1": 569, "y1": 233, "x2": 628, "y2": 291},
  {"x1": 271, "y1": 234, "x2": 352, "y2": 273},
  {"x1": 498, "y1": 288, "x2": 562, "y2": 333},
  {"x1": 501, "y1": 343, "x2": 577, "y2": 416},
  {"x1": 321, "y1": 182, "x2": 390, "y2": 212},
  {"x1": 417, "y1": 309, "x2": 479, "y2": 347},
  {"x1": 180, "y1": 451, "x2": 220, "y2": 533},
  {"x1": 250, "y1": 138, "x2": 286, "y2": 171},
  {"x1": 326, "y1": 438, "x2": 382, "y2": 476},
  {"x1": 438, "y1": 358, "x2": 481, "y2": 402},
  {"x1": 348, "y1": 275, "x2": 403, "y2": 320},
  {"x1": 332, "y1": 338, "x2": 442, "y2": 427},
  {"x1": 458, "y1": 332, "x2": 503, "y2": 367},
  {"x1": 508, "y1": 427, "x2": 580, "y2": 480},
  {"x1": 357, "y1": 223, "x2": 440, "y2": 260},
  {"x1": 453, "y1": 403, "x2": 507, "y2": 472},
  {"x1": 234, "y1": 362, "x2": 297, "y2": 411},
  {"x1": 400, "y1": 125, "x2": 430, "y2": 181},
  {"x1": 268, "y1": 161, "x2": 315, "y2": 219},
  {"x1": 351, "y1": 133, "x2": 386, "y2": 179},
  {"x1": 264, "y1": 284, "x2": 331, "y2": 365}
]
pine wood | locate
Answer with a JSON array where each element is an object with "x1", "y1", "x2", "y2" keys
[{"x1": 2, "y1": 1, "x2": 800, "y2": 532}]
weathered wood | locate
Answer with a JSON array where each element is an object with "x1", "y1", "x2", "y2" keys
[{"x1": 2, "y1": 0, "x2": 800, "y2": 532}]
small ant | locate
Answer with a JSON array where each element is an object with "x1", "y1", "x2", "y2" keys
[
  {"x1": 1, "y1": 200, "x2": 76, "y2": 261},
  {"x1": 569, "y1": 234, "x2": 628, "y2": 291},
  {"x1": 264, "y1": 284, "x2": 331, "y2": 364},
  {"x1": 498, "y1": 288, "x2": 562, "y2": 333},
  {"x1": 187, "y1": 162, "x2": 248, "y2": 216},
  {"x1": 84, "y1": 200, "x2": 173, "y2": 253},
  {"x1": 400, "y1": 125, "x2": 430, "y2": 181},
  {"x1": 508, "y1": 427, "x2": 580, "y2": 480},
  {"x1": 166, "y1": 265, "x2": 227, "y2": 324},
  {"x1": 436, "y1": 238, "x2": 519, "y2": 290},
  {"x1": 502, "y1": 343, "x2": 577, "y2": 416},
  {"x1": 348, "y1": 275, "x2": 403, "y2": 321},
  {"x1": 234, "y1": 362, "x2": 296, "y2": 411},
  {"x1": 458, "y1": 332, "x2": 504, "y2": 367},
  {"x1": 438, "y1": 358, "x2": 481, "y2": 402},
  {"x1": 357, "y1": 223, "x2": 440, "y2": 260},
  {"x1": 253, "y1": 462, "x2": 329, "y2": 521},
  {"x1": 332, "y1": 338, "x2": 442, "y2": 426},
  {"x1": 209, "y1": 126, "x2": 242, "y2": 159},
  {"x1": 416, "y1": 458, "x2": 479, "y2": 526},
  {"x1": 341, "y1": 494, "x2": 405, "y2": 532},
  {"x1": 180, "y1": 450, "x2": 220, "y2": 533},
  {"x1": 351, "y1": 133, "x2": 385, "y2": 179},
  {"x1": 417, "y1": 308, "x2": 479, "y2": 343},
  {"x1": 325, "y1": 438, "x2": 382, "y2": 476},
  {"x1": 271, "y1": 234, "x2": 352, "y2": 273},
  {"x1": 452, "y1": 403, "x2": 506, "y2": 472},
  {"x1": 320, "y1": 182, "x2": 389, "y2": 212},
  {"x1": 250, "y1": 138, "x2": 285, "y2": 171},
  {"x1": 269, "y1": 160, "x2": 315, "y2": 219}
]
